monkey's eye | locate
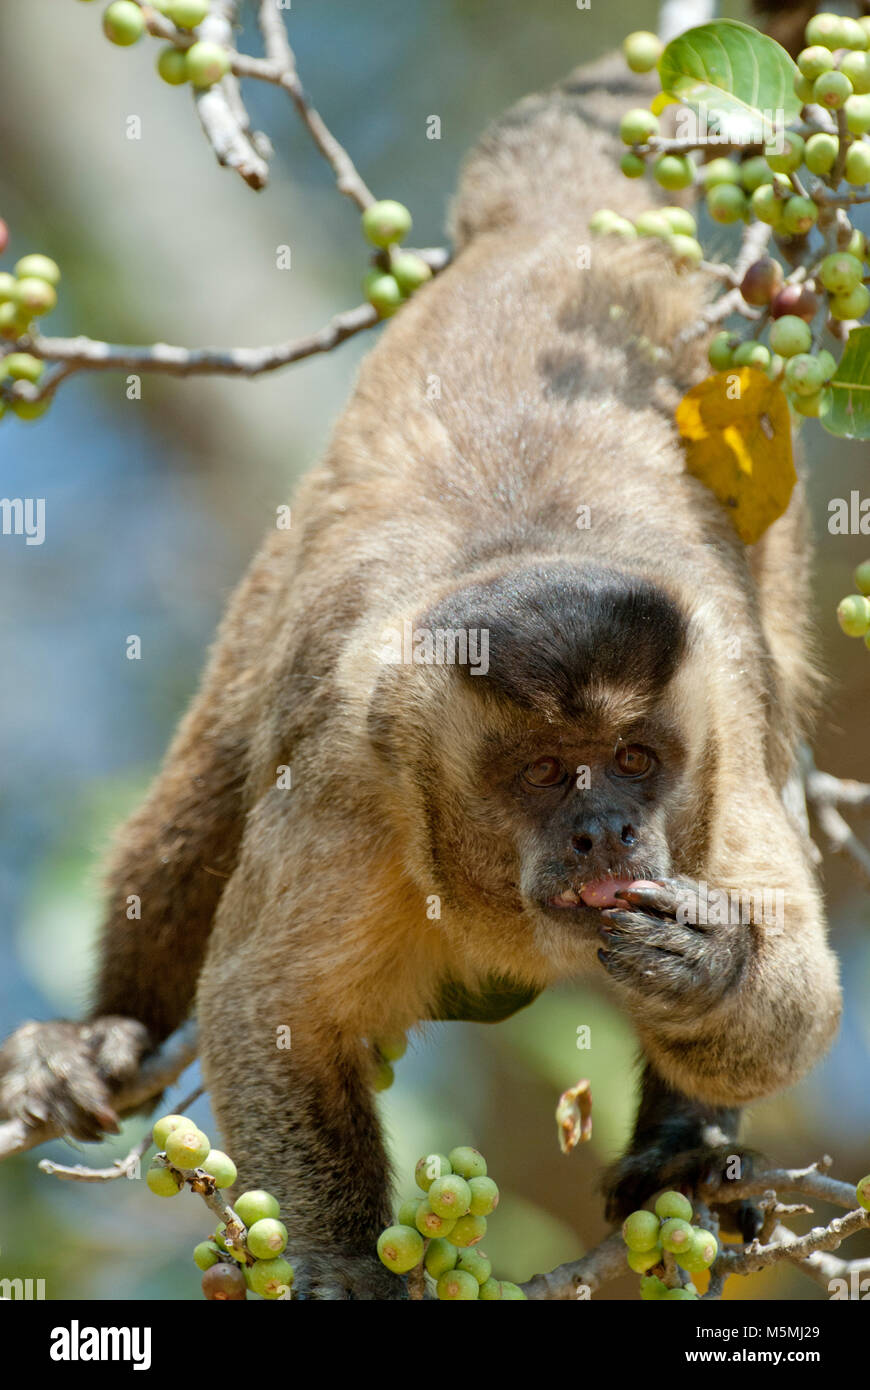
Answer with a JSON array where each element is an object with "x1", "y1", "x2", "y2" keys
[
  {"x1": 613, "y1": 744, "x2": 654, "y2": 779},
  {"x1": 523, "y1": 756, "x2": 565, "y2": 787}
]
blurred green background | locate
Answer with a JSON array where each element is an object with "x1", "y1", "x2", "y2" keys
[{"x1": 0, "y1": 0, "x2": 869, "y2": 1301}]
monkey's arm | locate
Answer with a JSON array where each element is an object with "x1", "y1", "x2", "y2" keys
[
  {"x1": 194, "y1": 798, "x2": 410, "y2": 1298},
  {"x1": 0, "y1": 533, "x2": 289, "y2": 1137},
  {"x1": 599, "y1": 867, "x2": 840, "y2": 1108},
  {"x1": 199, "y1": 992, "x2": 401, "y2": 1299},
  {"x1": 0, "y1": 726, "x2": 245, "y2": 1138},
  {"x1": 596, "y1": 789, "x2": 840, "y2": 1227},
  {"x1": 594, "y1": 768, "x2": 841, "y2": 1108}
]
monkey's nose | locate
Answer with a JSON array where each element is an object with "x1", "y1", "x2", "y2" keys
[{"x1": 570, "y1": 823, "x2": 637, "y2": 857}]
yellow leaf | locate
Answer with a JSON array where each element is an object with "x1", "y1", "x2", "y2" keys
[
  {"x1": 675, "y1": 368, "x2": 796, "y2": 545},
  {"x1": 651, "y1": 91, "x2": 679, "y2": 116}
]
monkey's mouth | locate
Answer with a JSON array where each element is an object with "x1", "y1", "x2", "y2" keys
[
  {"x1": 549, "y1": 886, "x2": 588, "y2": 909},
  {"x1": 548, "y1": 877, "x2": 646, "y2": 910}
]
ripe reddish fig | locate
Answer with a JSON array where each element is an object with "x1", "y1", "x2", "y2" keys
[
  {"x1": 770, "y1": 283, "x2": 818, "y2": 322},
  {"x1": 740, "y1": 257, "x2": 784, "y2": 307},
  {"x1": 202, "y1": 1262, "x2": 247, "y2": 1300}
]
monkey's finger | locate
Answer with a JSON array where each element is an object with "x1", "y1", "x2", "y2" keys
[
  {"x1": 614, "y1": 884, "x2": 678, "y2": 916},
  {"x1": 41, "y1": 1060, "x2": 122, "y2": 1138},
  {"x1": 599, "y1": 910, "x2": 687, "y2": 953}
]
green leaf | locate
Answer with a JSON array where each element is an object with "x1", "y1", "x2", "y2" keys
[
  {"x1": 820, "y1": 327, "x2": 870, "y2": 439},
  {"x1": 658, "y1": 20, "x2": 800, "y2": 144}
]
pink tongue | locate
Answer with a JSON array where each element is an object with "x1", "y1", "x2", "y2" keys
[{"x1": 580, "y1": 878, "x2": 661, "y2": 908}]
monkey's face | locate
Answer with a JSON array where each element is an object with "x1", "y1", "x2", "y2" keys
[
  {"x1": 449, "y1": 704, "x2": 686, "y2": 962},
  {"x1": 378, "y1": 564, "x2": 707, "y2": 978},
  {"x1": 498, "y1": 728, "x2": 676, "y2": 919}
]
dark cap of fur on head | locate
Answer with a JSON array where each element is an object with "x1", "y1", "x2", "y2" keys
[{"x1": 422, "y1": 563, "x2": 688, "y2": 722}]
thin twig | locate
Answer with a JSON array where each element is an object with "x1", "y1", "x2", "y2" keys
[
  {"x1": 801, "y1": 747, "x2": 870, "y2": 888},
  {"x1": 816, "y1": 188, "x2": 870, "y2": 207},
  {"x1": 734, "y1": 219, "x2": 774, "y2": 280},
  {"x1": 144, "y1": 1, "x2": 372, "y2": 204},
  {"x1": 37, "y1": 1084, "x2": 205, "y2": 1183},
  {"x1": 521, "y1": 1156, "x2": 870, "y2": 1299},
  {"x1": 831, "y1": 109, "x2": 851, "y2": 189},
  {"x1": 522, "y1": 1231, "x2": 628, "y2": 1300},
  {"x1": 697, "y1": 1157, "x2": 859, "y2": 1212},
  {"x1": 721, "y1": 1208, "x2": 870, "y2": 1276},
  {"x1": 193, "y1": 2, "x2": 270, "y2": 190},
  {"x1": 0, "y1": 248, "x2": 450, "y2": 405},
  {"x1": 22, "y1": 303, "x2": 378, "y2": 387},
  {"x1": 234, "y1": 50, "x2": 375, "y2": 210}
]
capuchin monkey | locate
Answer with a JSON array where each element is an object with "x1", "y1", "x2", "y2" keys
[{"x1": 0, "y1": 26, "x2": 842, "y2": 1298}]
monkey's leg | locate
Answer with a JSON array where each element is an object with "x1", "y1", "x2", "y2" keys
[{"x1": 603, "y1": 1061, "x2": 763, "y2": 1241}]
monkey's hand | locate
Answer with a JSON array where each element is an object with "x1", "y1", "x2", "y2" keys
[
  {"x1": 0, "y1": 1017, "x2": 152, "y2": 1142},
  {"x1": 596, "y1": 878, "x2": 749, "y2": 1018},
  {"x1": 603, "y1": 1138, "x2": 764, "y2": 1244},
  {"x1": 291, "y1": 1248, "x2": 407, "y2": 1300}
]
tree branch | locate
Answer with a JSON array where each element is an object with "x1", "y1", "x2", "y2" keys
[
  {"x1": 235, "y1": 44, "x2": 375, "y2": 210},
  {"x1": 521, "y1": 1155, "x2": 870, "y2": 1299},
  {"x1": 36, "y1": 1084, "x2": 204, "y2": 1182},
  {"x1": 193, "y1": 2, "x2": 270, "y2": 190},
  {"x1": 801, "y1": 747, "x2": 870, "y2": 888},
  {"x1": 0, "y1": 246, "x2": 450, "y2": 407},
  {"x1": 142, "y1": 0, "x2": 373, "y2": 204}
]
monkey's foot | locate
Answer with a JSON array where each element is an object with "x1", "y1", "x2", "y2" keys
[
  {"x1": 0, "y1": 1017, "x2": 151, "y2": 1142},
  {"x1": 596, "y1": 877, "x2": 747, "y2": 1014},
  {"x1": 603, "y1": 1141, "x2": 764, "y2": 1243},
  {"x1": 291, "y1": 1249, "x2": 408, "y2": 1300}
]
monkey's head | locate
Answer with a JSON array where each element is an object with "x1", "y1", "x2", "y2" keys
[{"x1": 370, "y1": 562, "x2": 714, "y2": 982}]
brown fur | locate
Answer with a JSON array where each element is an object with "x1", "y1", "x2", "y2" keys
[
  {"x1": 751, "y1": 0, "x2": 820, "y2": 57},
  {"x1": 0, "y1": 45, "x2": 841, "y2": 1294}
]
